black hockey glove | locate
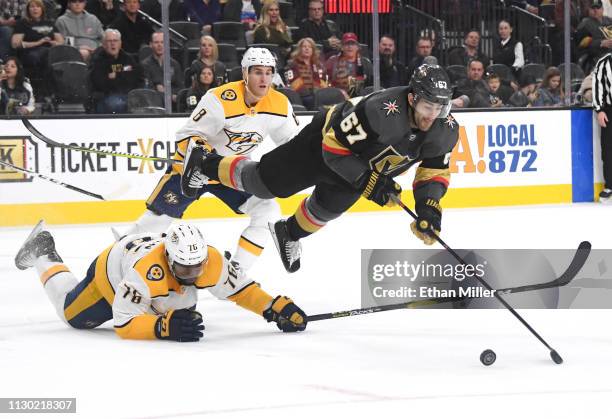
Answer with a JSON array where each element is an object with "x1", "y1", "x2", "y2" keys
[
  {"x1": 263, "y1": 296, "x2": 307, "y2": 333},
  {"x1": 155, "y1": 309, "x2": 205, "y2": 342},
  {"x1": 361, "y1": 171, "x2": 402, "y2": 207},
  {"x1": 410, "y1": 198, "x2": 442, "y2": 246},
  {"x1": 181, "y1": 138, "x2": 214, "y2": 198}
]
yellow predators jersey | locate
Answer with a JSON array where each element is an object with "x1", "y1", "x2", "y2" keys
[
  {"x1": 98, "y1": 233, "x2": 274, "y2": 339},
  {"x1": 175, "y1": 81, "x2": 300, "y2": 157}
]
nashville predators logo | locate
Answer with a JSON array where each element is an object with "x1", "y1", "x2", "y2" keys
[
  {"x1": 163, "y1": 191, "x2": 179, "y2": 205},
  {"x1": 147, "y1": 264, "x2": 165, "y2": 281},
  {"x1": 224, "y1": 128, "x2": 264, "y2": 154},
  {"x1": 220, "y1": 89, "x2": 237, "y2": 101}
]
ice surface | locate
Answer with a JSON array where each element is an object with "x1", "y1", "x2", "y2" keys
[{"x1": 0, "y1": 204, "x2": 610, "y2": 418}]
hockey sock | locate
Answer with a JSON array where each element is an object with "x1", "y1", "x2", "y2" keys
[
  {"x1": 233, "y1": 234, "x2": 265, "y2": 271},
  {"x1": 35, "y1": 256, "x2": 79, "y2": 323},
  {"x1": 287, "y1": 198, "x2": 328, "y2": 240}
]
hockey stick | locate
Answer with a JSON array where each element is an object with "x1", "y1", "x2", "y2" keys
[
  {"x1": 0, "y1": 160, "x2": 105, "y2": 200},
  {"x1": 308, "y1": 242, "x2": 589, "y2": 322},
  {"x1": 388, "y1": 196, "x2": 586, "y2": 364},
  {"x1": 22, "y1": 118, "x2": 181, "y2": 165}
]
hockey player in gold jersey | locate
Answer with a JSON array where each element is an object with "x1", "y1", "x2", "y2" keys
[
  {"x1": 15, "y1": 221, "x2": 307, "y2": 341},
  {"x1": 126, "y1": 47, "x2": 301, "y2": 272}
]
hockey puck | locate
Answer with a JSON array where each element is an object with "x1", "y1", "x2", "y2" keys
[{"x1": 480, "y1": 349, "x2": 496, "y2": 366}]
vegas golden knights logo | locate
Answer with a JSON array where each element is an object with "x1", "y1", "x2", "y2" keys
[
  {"x1": 224, "y1": 128, "x2": 264, "y2": 154},
  {"x1": 0, "y1": 137, "x2": 37, "y2": 183},
  {"x1": 368, "y1": 146, "x2": 413, "y2": 175}
]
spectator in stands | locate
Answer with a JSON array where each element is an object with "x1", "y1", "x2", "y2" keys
[
  {"x1": 453, "y1": 58, "x2": 491, "y2": 107},
  {"x1": 578, "y1": 71, "x2": 593, "y2": 104},
  {"x1": 89, "y1": 28, "x2": 142, "y2": 114},
  {"x1": 253, "y1": 0, "x2": 292, "y2": 57},
  {"x1": 109, "y1": 0, "x2": 153, "y2": 54},
  {"x1": 223, "y1": 0, "x2": 261, "y2": 31},
  {"x1": 447, "y1": 29, "x2": 490, "y2": 68},
  {"x1": 406, "y1": 36, "x2": 433, "y2": 80},
  {"x1": 184, "y1": 63, "x2": 216, "y2": 112},
  {"x1": 140, "y1": 0, "x2": 185, "y2": 23},
  {"x1": 485, "y1": 72, "x2": 506, "y2": 107},
  {"x1": 0, "y1": 0, "x2": 27, "y2": 61},
  {"x1": 0, "y1": 56, "x2": 35, "y2": 114},
  {"x1": 533, "y1": 66, "x2": 565, "y2": 106},
  {"x1": 576, "y1": 0, "x2": 612, "y2": 72},
  {"x1": 420, "y1": 27, "x2": 442, "y2": 60},
  {"x1": 325, "y1": 32, "x2": 372, "y2": 97},
  {"x1": 184, "y1": 0, "x2": 220, "y2": 34},
  {"x1": 185, "y1": 35, "x2": 225, "y2": 88},
  {"x1": 142, "y1": 31, "x2": 181, "y2": 104},
  {"x1": 550, "y1": 0, "x2": 580, "y2": 65},
  {"x1": 11, "y1": 0, "x2": 63, "y2": 82},
  {"x1": 508, "y1": 73, "x2": 538, "y2": 107},
  {"x1": 488, "y1": 70, "x2": 514, "y2": 102},
  {"x1": 86, "y1": 0, "x2": 120, "y2": 28},
  {"x1": 56, "y1": 0, "x2": 104, "y2": 62},
  {"x1": 492, "y1": 19, "x2": 524, "y2": 73},
  {"x1": 379, "y1": 34, "x2": 405, "y2": 88},
  {"x1": 284, "y1": 37, "x2": 327, "y2": 110},
  {"x1": 297, "y1": 0, "x2": 341, "y2": 57},
  {"x1": 0, "y1": 63, "x2": 7, "y2": 112}
]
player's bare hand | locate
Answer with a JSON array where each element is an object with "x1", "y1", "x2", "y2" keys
[{"x1": 598, "y1": 111, "x2": 608, "y2": 128}]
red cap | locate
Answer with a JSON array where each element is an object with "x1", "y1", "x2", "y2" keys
[{"x1": 342, "y1": 32, "x2": 358, "y2": 44}]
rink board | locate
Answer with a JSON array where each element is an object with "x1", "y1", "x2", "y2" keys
[{"x1": 0, "y1": 108, "x2": 597, "y2": 226}]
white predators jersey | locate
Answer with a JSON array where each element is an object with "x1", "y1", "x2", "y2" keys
[
  {"x1": 95, "y1": 233, "x2": 257, "y2": 331},
  {"x1": 175, "y1": 80, "x2": 300, "y2": 157}
]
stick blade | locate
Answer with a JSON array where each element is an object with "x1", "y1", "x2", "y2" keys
[{"x1": 550, "y1": 349, "x2": 563, "y2": 364}]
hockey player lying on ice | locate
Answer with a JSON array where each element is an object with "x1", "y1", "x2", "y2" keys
[
  {"x1": 181, "y1": 64, "x2": 460, "y2": 273},
  {"x1": 15, "y1": 221, "x2": 307, "y2": 342}
]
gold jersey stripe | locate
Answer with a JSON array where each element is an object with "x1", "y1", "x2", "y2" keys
[
  {"x1": 228, "y1": 283, "x2": 273, "y2": 316},
  {"x1": 40, "y1": 264, "x2": 70, "y2": 286},
  {"x1": 94, "y1": 245, "x2": 115, "y2": 305},
  {"x1": 64, "y1": 278, "x2": 105, "y2": 322},
  {"x1": 238, "y1": 236, "x2": 264, "y2": 256},
  {"x1": 114, "y1": 314, "x2": 158, "y2": 340}
]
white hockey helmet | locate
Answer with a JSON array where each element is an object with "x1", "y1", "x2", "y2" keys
[
  {"x1": 241, "y1": 47, "x2": 277, "y2": 73},
  {"x1": 164, "y1": 223, "x2": 208, "y2": 285}
]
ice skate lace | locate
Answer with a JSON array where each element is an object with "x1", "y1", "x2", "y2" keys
[{"x1": 188, "y1": 170, "x2": 207, "y2": 189}]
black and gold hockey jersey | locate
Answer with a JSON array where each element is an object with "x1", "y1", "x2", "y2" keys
[{"x1": 320, "y1": 86, "x2": 459, "y2": 200}]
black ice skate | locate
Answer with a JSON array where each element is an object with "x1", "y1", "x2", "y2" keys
[
  {"x1": 15, "y1": 220, "x2": 63, "y2": 270},
  {"x1": 181, "y1": 140, "x2": 210, "y2": 198},
  {"x1": 269, "y1": 220, "x2": 302, "y2": 273},
  {"x1": 599, "y1": 188, "x2": 612, "y2": 204}
]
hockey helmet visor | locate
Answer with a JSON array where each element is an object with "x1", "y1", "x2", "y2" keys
[{"x1": 171, "y1": 261, "x2": 204, "y2": 285}]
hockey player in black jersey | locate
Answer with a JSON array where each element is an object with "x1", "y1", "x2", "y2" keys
[{"x1": 181, "y1": 64, "x2": 459, "y2": 273}]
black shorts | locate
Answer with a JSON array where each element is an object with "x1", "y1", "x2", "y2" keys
[
  {"x1": 259, "y1": 110, "x2": 346, "y2": 197},
  {"x1": 258, "y1": 110, "x2": 362, "y2": 214}
]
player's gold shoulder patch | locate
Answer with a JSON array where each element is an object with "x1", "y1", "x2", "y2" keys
[
  {"x1": 221, "y1": 89, "x2": 237, "y2": 101},
  {"x1": 146, "y1": 264, "x2": 165, "y2": 281}
]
